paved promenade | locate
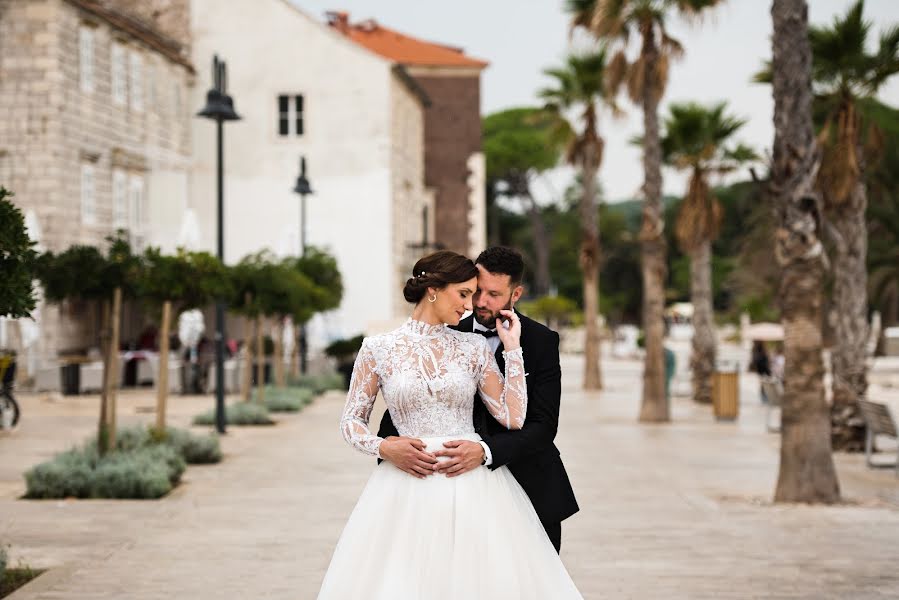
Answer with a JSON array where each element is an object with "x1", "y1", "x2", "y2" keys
[{"x1": 1, "y1": 351, "x2": 898, "y2": 599}]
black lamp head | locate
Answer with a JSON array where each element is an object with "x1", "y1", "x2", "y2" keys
[
  {"x1": 197, "y1": 55, "x2": 241, "y2": 121},
  {"x1": 293, "y1": 156, "x2": 313, "y2": 195}
]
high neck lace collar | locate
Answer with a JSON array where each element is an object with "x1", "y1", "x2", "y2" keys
[{"x1": 402, "y1": 318, "x2": 447, "y2": 338}]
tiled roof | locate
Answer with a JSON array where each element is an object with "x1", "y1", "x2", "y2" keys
[{"x1": 327, "y1": 12, "x2": 488, "y2": 70}]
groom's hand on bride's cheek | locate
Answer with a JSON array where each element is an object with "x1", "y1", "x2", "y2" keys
[
  {"x1": 379, "y1": 436, "x2": 438, "y2": 479},
  {"x1": 434, "y1": 441, "x2": 485, "y2": 478}
]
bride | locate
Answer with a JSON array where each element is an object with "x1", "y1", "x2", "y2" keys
[{"x1": 317, "y1": 250, "x2": 582, "y2": 599}]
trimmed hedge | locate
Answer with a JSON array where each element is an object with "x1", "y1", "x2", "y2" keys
[
  {"x1": 193, "y1": 402, "x2": 274, "y2": 426},
  {"x1": 252, "y1": 386, "x2": 314, "y2": 413},
  {"x1": 23, "y1": 425, "x2": 222, "y2": 500},
  {"x1": 286, "y1": 372, "x2": 344, "y2": 394},
  {"x1": 24, "y1": 445, "x2": 183, "y2": 499}
]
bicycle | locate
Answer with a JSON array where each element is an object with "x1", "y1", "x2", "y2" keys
[{"x1": 0, "y1": 351, "x2": 21, "y2": 429}]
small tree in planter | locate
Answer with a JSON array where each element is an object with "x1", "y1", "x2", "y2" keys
[
  {"x1": 229, "y1": 254, "x2": 269, "y2": 403},
  {"x1": 0, "y1": 188, "x2": 38, "y2": 319},
  {"x1": 288, "y1": 248, "x2": 344, "y2": 376},
  {"x1": 256, "y1": 259, "x2": 319, "y2": 388},
  {"x1": 325, "y1": 335, "x2": 364, "y2": 389},
  {"x1": 36, "y1": 234, "x2": 139, "y2": 453},
  {"x1": 136, "y1": 248, "x2": 231, "y2": 434}
]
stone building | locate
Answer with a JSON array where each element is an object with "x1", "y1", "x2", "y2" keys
[
  {"x1": 0, "y1": 0, "x2": 194, "y2": 371},
  {"x1": 328, "y1": 12, "x2": 488, "y2": 257}
]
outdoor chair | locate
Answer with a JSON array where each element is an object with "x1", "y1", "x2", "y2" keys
[
  {"x1": 760, "y1": 376, "x2": 783, "y2": 433},
  {"x1": 857, "y1": 399, "x2": 899, "y2": 477}
]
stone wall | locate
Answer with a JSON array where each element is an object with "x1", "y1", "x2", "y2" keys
[
  {"x1": 408, "y1": 71, "x2": 482, "y2": 256},
  {"x1": 0, "y1": 0, "x2": 193, "y2": 367},
  {"x1": 389, "y1": 70, "x2": 433, "y2": 319}
]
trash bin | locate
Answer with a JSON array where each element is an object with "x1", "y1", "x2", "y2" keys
[
  {"x1": 60, "y1": 363, "x2": 81, "y2": 395},
  {"x1": 712, "y1": 360, "x2": 739, "y2": 421},
  {"x1": 884, "y1": 327, "x2": 899, "y2": 356}
]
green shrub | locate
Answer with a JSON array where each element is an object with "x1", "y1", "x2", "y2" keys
[
  {"x1": 162, "y1": 427, "x2": 223, "y2": 464},
  {"x1": 253, "y1": 386, "x2": 314, "y2": 412},
  {"x1": 24, "y1": 447, "x2": 95, "y2": 499},
  {"x1": 287, "y1": 372, "x2": 344, "y2": 393},
  {"x1": 90, "y1": 445, "x2": 183, "y2": 499},
  {"x1": 84, "y1": 425, "x2": 222, "y2": 465},
  {"x1": 24, "y1": 425, "x2": 217, "y2": 500},
  {"x1": 193, "y1": 402, "x2": 274, "y2": 426}
]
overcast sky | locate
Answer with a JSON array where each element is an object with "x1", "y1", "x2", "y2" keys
[{"x1": 293, "y1": 0, "x2": 899, "y2": 203}]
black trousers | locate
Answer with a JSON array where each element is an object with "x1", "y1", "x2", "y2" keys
[{"x1": 541, "y1": 517, "x2": 562, "y2": 553}]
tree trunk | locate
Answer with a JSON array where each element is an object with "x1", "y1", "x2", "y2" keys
[
  {"x1": 525, "y1": 193, "x2": 552, "y2": 296},
  {"x1": 638, "y1": 26, "x2": 669, "y2": 422},
  {"x1": 240, "y1": 318, "x2": 253, "y2": 403},
  {"x1": 690, "y1": 241, "x2": 716, "y2": 404},
  {"x1": 155, "y1": 300, "x2": 172, "y2": 432},
  {"x1": 580, "y1": 155, "x2": 603, "y2": 390},
  {"x1": 274, "y1": 318, "x2": 286, "y2": 388},
  {"x1": 770, "y1": 0, "x2": 840, "y2": 503},
  {"x1": 255, "y1": 315, "x2": 265, "y2": 405},
  {"x1": 828, "y1": 165, "x2": 869, "y2": 451},
  {"x1": 104, "y1": 287, "x2": 122, "y2": 451},
  {"x1": 98, "y1": 299, "x2": 111, "y2": 455}
]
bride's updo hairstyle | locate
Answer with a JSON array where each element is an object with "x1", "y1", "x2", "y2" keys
[{"x1": 403, "y1": 250, "x2": 478, "y2": 304}]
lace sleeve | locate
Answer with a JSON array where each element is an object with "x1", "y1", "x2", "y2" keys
[
  {"x1": 477, "y1": 339, "x2": 527, "y2": 430},
  {"x1": 339, "y1": 339, "x2": 384, "y2": 457}
]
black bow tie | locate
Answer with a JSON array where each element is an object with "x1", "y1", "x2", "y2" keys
[{"x1": 475, "y1": 329, "x2": 498, "y2": 339}]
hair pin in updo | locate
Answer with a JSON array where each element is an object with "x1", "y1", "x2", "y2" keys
[{"x1": 416, "y1": 271, "x2": 426, "y2": 278}]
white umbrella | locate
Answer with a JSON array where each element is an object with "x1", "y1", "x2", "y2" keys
[{"x1": 746, "y1": 322, "x2": 784, "y2": 342}]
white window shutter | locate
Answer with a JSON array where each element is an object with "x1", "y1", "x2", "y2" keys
[
  {"x1": 111, "y1": 43, "x2": 126, "y2": 105},
  {"x1": 129, "y1": 51, "x2": 143, "y2": 111},
  {"x1": 112, "y1": 170, "x2": 128, "y2": 229},
  {"x1": 79, "y1": 27, "x2": 94, "y2": 93},
  {"x1": 81, "y1": 164, "x2": 96, "y2": 225}
]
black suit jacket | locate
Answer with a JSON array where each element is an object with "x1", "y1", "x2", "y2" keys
[{"x1": 376, "y1": 312, "x2": 579, "y2": 525}]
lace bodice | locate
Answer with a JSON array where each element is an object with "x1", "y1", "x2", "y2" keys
[{"x1": 339, "y1": 318, "x2": 527, "y2": 457}]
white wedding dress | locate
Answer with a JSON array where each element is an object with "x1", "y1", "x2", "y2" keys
[{"x1": 317, "y1": 318, "x2": 582, "y2": 599}]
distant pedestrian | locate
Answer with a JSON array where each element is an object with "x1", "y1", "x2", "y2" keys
[{"x1": 750, "y1": 341, "x2": 771, "y2": 403}]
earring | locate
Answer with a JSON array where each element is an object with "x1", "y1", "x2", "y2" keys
[{"x1": 428, "y1": 294, "x2": 437, "y2": 303}]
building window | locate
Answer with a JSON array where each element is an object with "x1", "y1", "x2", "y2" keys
[
  {"x1": 129, "y1": 51, "x2": 143, "y2": 111},
  {"x1": 111, "y1": 43, "x2": 127, "y2": 105},
  {"x1": 79, "y1": 26, "x2": 94, "y2": 93},
  {"x1": 81, "y1": 164, "x2": 96, "y2": 225},
  {"x1": 277, "y1": 94, "x2": 304, "y2": 136},
  {"x1": 112, "y1": 169, "x2": 128, "y2": 229}
]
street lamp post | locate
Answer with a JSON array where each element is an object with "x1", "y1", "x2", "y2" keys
[
  {"x1": 197, "y1": 55, "x2": 240, "y2": 434},
  {"x1": 292, "y1": 156, "x2": 313, "y2": 374}
]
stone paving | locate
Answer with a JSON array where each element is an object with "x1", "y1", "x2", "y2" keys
[{"x1": 1, "y1": 350, "x2": 898, "y2": 599}]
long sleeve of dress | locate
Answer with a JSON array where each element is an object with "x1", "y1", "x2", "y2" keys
[
  {"x1": 477, "y1": 339, "x2": 527, "y2": 430},
  {"x1": 339, "y1": 340, "x2": 384, "y2": 457}
]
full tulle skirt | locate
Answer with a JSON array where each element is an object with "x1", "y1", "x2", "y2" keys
[{"x1": 317, "y1": 434, "x2": 583, "y2": 600}]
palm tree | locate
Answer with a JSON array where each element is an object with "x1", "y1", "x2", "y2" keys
[
  {"x1": 540, "y1": 50, "x2": 616, "y2": 390},
  {"x1": 868, "y1": 190, "x2": 899, "y2": 328},
  {"x1": 769, "y1": 0, "x2": 840, "y2": 504},
  {"x1": 567, "y1": 0, "x2": 724, "y2": 422},
  {"x1": 660, "y1": 102, "x2": 756, "y2": 404},
  {"x1": 809, "y1": 0, "x2": 898, "y2": 451}
]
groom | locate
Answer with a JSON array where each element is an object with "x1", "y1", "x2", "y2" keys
[{"x1": 377, "y1": 246, "x2": 579, "y2": 552}]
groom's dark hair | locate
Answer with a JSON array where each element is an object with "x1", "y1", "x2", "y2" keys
[{"x1": 475, "y1": 247, "x2": 524, "y2": 286}]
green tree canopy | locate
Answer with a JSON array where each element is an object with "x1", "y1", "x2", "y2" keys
[{"x1": 0, "y1": 188, "x2": 38, "y2": 318}]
